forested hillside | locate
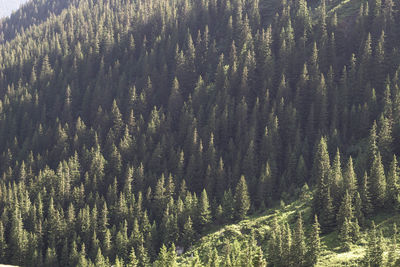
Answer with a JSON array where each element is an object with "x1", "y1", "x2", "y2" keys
[{"x1": 0, "y1": 0, "x2": 399, "y2": 266}]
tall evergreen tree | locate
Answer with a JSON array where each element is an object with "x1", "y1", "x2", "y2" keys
[
  {"x1": 197, "y1": 189, "x2": 211, "y2": 231},
  {"x1": 313, "y1": 137, "x2": 331, "y2": 217},
  {"x1": 386, "y1": 155, "x2": 400, "y2": 209},
  {"x1": 307, "y1": 215, "x2": 321, "y2": 266},
  {"x1": 369, "y1": 152, "x2": 387, "y2": 208},
  {"x1": 292, "y1": 213, "x2": 306, "y2": 266},
  {"x1": 234, "y1": 175, "x2": 251, "y2": 221}
]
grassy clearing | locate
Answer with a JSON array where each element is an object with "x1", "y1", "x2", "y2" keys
[
  {"x1": 326, "y1": 0, "x2": 365, "y2": 21},
  {"x1": 177, "y1": 195, "x2": 400, "y2": 266}
]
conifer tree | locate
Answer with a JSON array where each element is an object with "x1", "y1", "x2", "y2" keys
[
  {"x1": 281, "y1": 223, "x2": 292, "y2": 267},
  {"x1": 320, "y1": 188, "x2": 335, "y2": 231},
  {"x1": 252, "y1": 246, "x2": 267, "y2": 267},
  {"x1": 369, "y1": 152, "x2": 387, "y2": 208},
  {"x1": 127, "y1": 248, "x2": 138, "y2": 267},
  {"x1": 308, "y1": 215, "x2": 321, "y2": 266},
  {"x1": 354, "y1": 192, "x2": 365, "y2": 226},
  {"x1": 234, "y1": 175, "x2": 251, "y2": 221},
  {"x1": 368, "y1": 121, "x2": 378, "y2": 166},
  {"x1": 222, "y1": 189, "x2": 235, "y2": 222},
  {"x1": 197, "y1": 189, "x2": 211, "y2": 231},
  {"x1": 95, "y1": 248, "x2": 107, "y2": 267},
  {"x1": 182, "y1": 216, "x2": 195, "y2": 249},
  {"x1": 330, "y1": 149, "x2": 343, "y2": 207},
  {"x1": 338, "y1": 218, "x2": 352, "y2": 251},
  {"x1": 292, "y1": 213, "x2": 306, "y2": 266},
  {"x1": 209, "y1": 248, "x2": 220, "y2": 267},
  {"x1": 360, "y1": 172, "x2": 373, "y2": 216},
  {"x1": 0, "y1": 221, "x2": 6, "y2": 262},
  {"x1": 387, "y1": 223, "x2": 399, "y2": 266},
  {"x1": 336, "y1": 190, "x2": 354, "y2": 228},
  {"x1": 313, "y1": 137, "x2": 331, "y2": 216},
  {"x1": 386, "y1": 155, "x2": 400, "y2": 209},
  {"x1": 44, "y1": 246, "x2": 58, "y2": 267},
  {"x1": 343, "y1": 157, "x2": 357, "y2": 197},
  {"x1": 365, "y1": 222, "x2": 384, "y2": 267},
  {"x1": 378, "y1": 115, "x2": 393, "y2": 166}
]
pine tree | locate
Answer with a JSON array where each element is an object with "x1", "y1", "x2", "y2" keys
[
  {"x1": 182, "y1": 216, "x2": 195, "y2": 249},
  {"x1": 378, "y1": 115, "x2": 393, "y2": 166},
  {"x1": 386, "y1": 155, "x2": 399, "y2": 209},
  {"x1": 338, "y1": 218, "x2": 352, "y2": 251},
  {"x1": 336, "y1": 190, "x2": 354, "y2": 228},
  {"x1": 369, "y1": 152, "x2": 387, "y2": 208},
  {"x1": 365, "y1": 222, "x2": 384, "y2": 267},
  {"x1": 127, "y1": 248, "x2": 138, "y2": 267},
  {"x1": 360, "y1": 172, "x2": 373, "y2": 216},
  {"x1": 343, "y1": 157, "x2": 357, "y2": 197},
  {"x1": 354, "y1": 192, "x2": 365, "y2": 226},
  {"x1": 167, "y1": 244, "x2": 177, "y2": 267},
  {"x1": 197, "y1": 189, "x2": 211, "y2": 231},
  {"x1": 95, "y1": 248, "x2": 107, "y2": 267},
  {"x1": 209, "y1": 248, "x2": 220, "y2": 267},
  {"x1": 168, "y1": 77, "x2": 184, "y2": 119},
  {"x1": 155, "y1": 245, "x2": 168, "y2": 267},
  {"x1": 387, "y1": 223, "x2": 399, "y2": 266},
  {"x1": 313, "y1": 137, "x2": 331, "y2": 216},
  {"x1": 234, "y1": 175, "x2": 251, "y2": 221},
  {"x1": 307, "y1": 215, "x2": 321, "y2": 266},
  {"x1": 281, "y1": 223, "x2": 292, "y2": 267},
  {"x1": 368, "y1": 121, "x2": 378, "y2": 166},
  {"x1": 330, "y1": 149, "x2": 343, "y2": 207},
  {"x1": 0, "y1": 221, "x2": 5, "y2": 262},
  {"x1": 252, "y1": 246, "x2": 267, "y2": 267},
  {"x1": 10, "y1": 207, "x2": 27, "y2": 265},
  {"x1": 222, "y1": 189, "x2": 235, "y2": 222},
  {"x1": 44, "y1": 246, "x2": 58, "y2": 267},
  {"x1": 320, "y1": 188, "x2": 335, "y2": 232},
  {"x1": 292, "y1": 213, "x2": 306, "y2": 266}
]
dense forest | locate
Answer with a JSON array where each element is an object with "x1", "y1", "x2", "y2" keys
[{"x1": 0, "y1": 0, "x2": 399, "y2": 266}]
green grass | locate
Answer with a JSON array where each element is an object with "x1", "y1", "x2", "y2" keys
[
  {"x1": 177, "y1": 195, "x2": 400, "y2": 266},
  {"x1": 327, "y1": 0, "x2": 363, "y2": 16}
]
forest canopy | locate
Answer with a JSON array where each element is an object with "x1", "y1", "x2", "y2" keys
[{"x1": 0, "y1": 0, "x2": 399, "y2": 266}]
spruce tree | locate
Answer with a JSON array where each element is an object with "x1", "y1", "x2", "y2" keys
[
  {"x1": 320, "y1": 188, "x2": 335, "y2": 232},
  {"x1": 360, "y1": 172, "x2": 373, "y2": 216},
  {"x1": 338, "y1": 218, "x2": 352, "y2": 251},
  {"x1": 307, "y1": 215, "x2": 321, "y2": 266},
  {"x1": 127, "y1": 248, "x2": 138, "y2": 267},
  {"x1": 182, "y1": 216, "x2": 195, "y2": 249},
  {"x1": 386, "y1": 155, "x2": 399, "y2": 209},
  {"x1": 292, "y1": 213, "x2": 306, "y2": 266},
  {"x1": 365, "y1": 222, "x2": 384, "y2": 267},
  {"x1": 197, "y1": 189, "x2": 211, "y2": 231},
  {"x1": 336, "y1": 190, "x2": 354, "y2": 228},
  {"x1": 387, "y1": 223, "x2": 399, "y2": 266},
  {"x1": 343, "y1": 157, "x2": 357, "y2": 197},
  {"x1": 369, "y1": 152, "x2": 387, "y2": 208},
  {"x1": 313, "y1": 137, "x2": 331, "y2": 217},
  {"x1": 234, "y1": 175, "x2": 251, "y2": 221}
]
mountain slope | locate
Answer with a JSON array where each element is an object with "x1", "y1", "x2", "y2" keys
[
  {"x1": 0, "y1": 0, "x2": 75, "y2": 43},
  {"x1": 0, "y1": 0, "x2": 399, "y2": 266},
  {"x1": 178, "y1": 194, "x2": 400, "y2": 266}
]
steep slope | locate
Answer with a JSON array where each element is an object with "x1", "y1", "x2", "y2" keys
[
  {"x1": 0, "y1": 0, "x2": 399, "y2": 266},
  {"x1": 0, "y1": 0, "x2": 75, "y2": 43},
  {"x1": 177, "y1": 194, "x2": 400, "y2": 266}
]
